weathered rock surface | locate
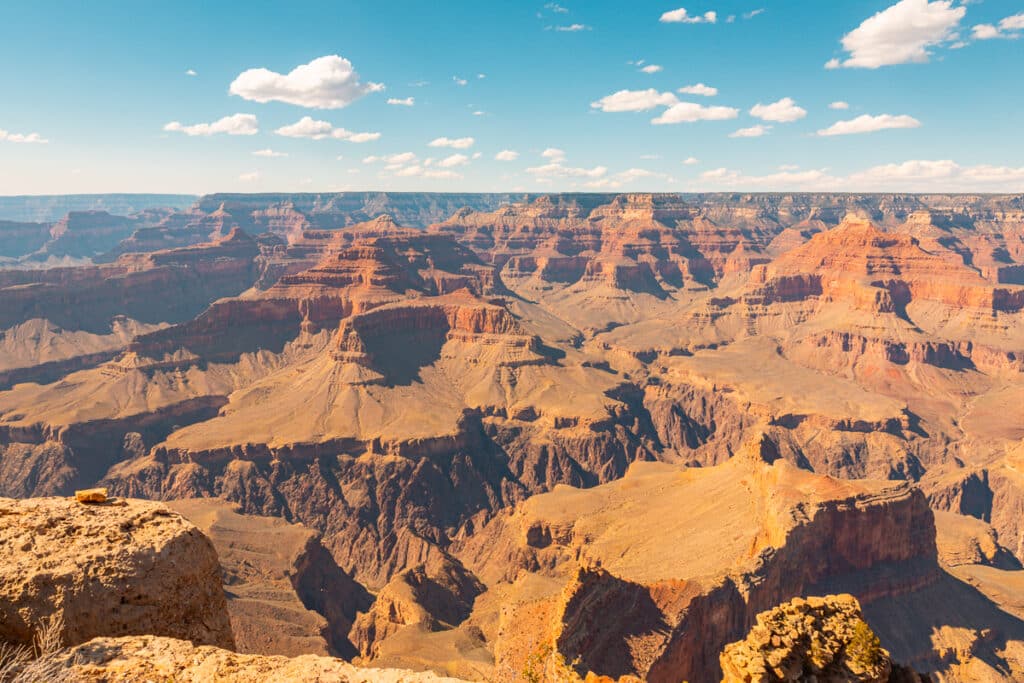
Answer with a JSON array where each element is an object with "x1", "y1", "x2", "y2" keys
[
  {"x1": 50, "y1": 635, "x2": 471, "y2": 682},
  {"x1": 0, "y1": 496, "x2": 233, "y2": 649},
  {"x1": 719, "y1": 594, "x2": 924, "y2": 683},
  {"x1": 166, "y1": 497, "x2": 371, "y2": 658}
]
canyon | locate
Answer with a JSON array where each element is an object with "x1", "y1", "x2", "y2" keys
[{"x1": 1, "y1": 191, "x2": 1023, "y2": 681}]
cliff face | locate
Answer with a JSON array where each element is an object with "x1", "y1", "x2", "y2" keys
[
  {"x1": 0, "y1": 495, "x2": 233, "y2": 650},
  {"x1": 447, "y1": 443, "x2": 941, "y2": 683}
]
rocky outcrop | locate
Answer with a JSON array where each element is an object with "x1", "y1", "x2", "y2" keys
[
  {"x1": 49, "y1": 635, "x2": 471, "y2": 682},
  {"x1": 166, "y1": 498, "x2": 371, "y2": 658},
  {"x1": 349, "y1": 553, "x2": 483, "y2": 659},
  {"x1": 719, "y1": 594, "x2": 925, "y2": 683},
  {"x1": 433, "y1": 441, "x2": 943, "y2": 682},
  {"x1": 0, "y1": 496, "x2": 233, "y2": 649}
]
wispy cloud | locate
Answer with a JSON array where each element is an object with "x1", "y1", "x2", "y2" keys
[
  {"x1": 163, "y1": 114, "x2": 258, "y2": 136},
  {"x1": 816, "y1": 113, "x2": 921, "y2": 136}
]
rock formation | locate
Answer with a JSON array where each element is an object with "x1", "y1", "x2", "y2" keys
[
  {"x1": 0, "y1": 495, "x2": 233, "y2": 649},
  {"x1": 719, "y1": 594, "x2": 924, "y2": 683}
]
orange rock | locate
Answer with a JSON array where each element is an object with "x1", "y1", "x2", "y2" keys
[{"x1": 75, "y1": 488, "x2": 108, "y2": 504}]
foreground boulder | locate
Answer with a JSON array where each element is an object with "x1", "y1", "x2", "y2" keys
[
  {"x1": 0, "y1": 496, "x2": 233, "y2": 649},
  {"x1": 720, "y1": 594, "x2": 925, "y2": 682},
  {"x1": 50, "y1": 635, "x2": 470, "y2": 682}
]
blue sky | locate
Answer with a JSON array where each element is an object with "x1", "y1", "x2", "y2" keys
[{"x1": 1, "y1": 0, "x2": 1022, "y2": 194}]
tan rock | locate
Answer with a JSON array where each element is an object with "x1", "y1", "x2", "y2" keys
[
  {"x1": 50, "y1": 635, "x2": 471, "y2": 682},
  {"x1": 74, "y1": 488, "x2": 108, "y2": 503},
  {"x1": 0, "y1": 496, "x2": 233, "y2": 650}
]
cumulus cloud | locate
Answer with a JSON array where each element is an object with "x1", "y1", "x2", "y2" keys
[
  {"x1": 274, "y1": 116, "x2": 380, "y2": 142},
  {"x1": 163, "y1": 113, "x2": 258, "y2": 136},
  {"x1": 0, "y1": 129, "x2": 49, "y2": 144},
  {"x1": 682, "y1": 157, "x2": 700, "y2": 165},
  {"x1": 640, "y1": 64, "x2": 663, "y2": 73},
  {"x1": 363, "y1": 152, "x2": 418, "y2": 166},
  {"x1": 816, "y1": 113, "x2": 922, "y2": 136},
  {"x1": 827, "y1": 0, "x2": 965, "y2": 69},
  {"x1": 591, "y1": 89, "x2": 679, "y2": 112},
  {"x1": 185, "y1": 69, "x2": 197, "y2": 77},
  {"x1": 542, "y1": 148, "x2": 567, "y2": 161},
  {"x1": 829, "y1": 101, "x2": 850, "y2": 110},
  {"x1": 660, "y1": 8, "x2": 717, "y2": 23},
  {"x1": 698, "y1": 167, "x2": 839, "y2": 189},
  {"x1": 652, "y1": 102, "x2": 739, "y2": 124},
  {"x1": 387, "y1": 97, "x2": 415, "y2": 106},
  {"x1": 972, "y1": 13, "x2": 1024, "y2": 40},
  {"x1": 437, "y1": 153, "x2": 470, "y2": 168},
  {"x1": 495, "y1": 150, "x2": 520, "y2": 161},
  {"x1": 729, "y1": 124, "x2": 771, "y2": 138},
  {"x1": 253, "y1": 148, "x2": 287, "y2": 157},
  {"x1": 428, "y1": 136, "x2": 475, "y2": 149},
  {"x1": 527, "y1": 162, "x2": 607, "y2": 178},
  {"x1": 229, "y1": 55, "x2": 383, "y2": 109},
  {"x1": 678, "y1": 83, "x2": 718, "y2": 96},
  {"x1": 750, "y1": 97, "x2": 806, "y2": 122}
]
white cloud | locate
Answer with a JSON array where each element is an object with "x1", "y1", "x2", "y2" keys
[
  {"x1": 660, "y1": 8, "x2": 717, "y2": 24},
  {"x1": 829, "y1": 0, "x2": 965, "y2": 69},
  {"x1": 692, "y1": 159, "x2": 1024, "y2": 192},
  {"x1": 229, "y1": 55, "x2": 383, "y2": 109},
  {"x1": 428, "y1": 136, "x2": 475, "y2": 149},
  {"x1": 363, "y1": 152, "x2": 418, "y2": 165},
  {"x1": 274, "y1": 116, "x2": 380, "y2": 142},
  {"x1": 163, "y1": 113, "x2": 258, "y2": 136},
  {"x1": 682, "y1": 157, "x2": 699, "y2": 165},
  {"x1": 391, "y1": 164, "x2": 462, "y2": 179},
  {"x1": 453, "y1": 76, "x2": 468, "y2": 86},
  {"x1": 848, "y1": 159, "x2": 1024, "y2": 191},
  {"x1": 744, "y1": 9, "x2": 765, "y2": 19},
  {"x1": 816, "y1": 113, "x2": 921, "y2": 136},
  {"x1": 545, "y1": 2, "x2": 569, "y2": 13},
  {"x1": 526, "y1": 162, "x2": 607, "y2": 178},
  {"x1": 1002, "y1": 14, "x2": 1024, "y2": 31},
  {"x1": 698, "y1": 167, "x2": 839, "y2": 189},
  {"x1": 750, "y1": 97, "x2": 806, "y2": 122},
  {"x1": 542, "y1": 148, "x2": 566, "y2": 161},
  {"x1": 973, "y1": 13, "x2": 1024, "y2": 40},
  {"x1": 640, "y1": 64, "x2": 663, "y2": 73},
  {"x1": 185, "y1": 69, "x2": 197, "y2": 77},
  {"x1": 437, "y1": 153, "x2": 470, "y2": 168},
  {"x1": 477, "y1": 73, "x2": 486, "y2": 79},
  {"x1": 495, "y1": 150, "x2": 520, "y2": 161},
  {"x1": 678, "y1": 83, "x2": 718, "y2": 96},
  {"x1": 0, "y1": 129, "x2": 49, "y2": 144},
  {"x1": 617, "y1": 168, "x2": 669, "y2": 183},
  {"x1": 591, "y1": 88, "x2": 679, "y2": 112},
  {"x1": 253, "y1": 148, "x2": 287, "y2": 157},
  {"x1": 829, "y1": 101, "x2": 850, "y2": 110},
  {"x1": 473, "y1": 110, "x2": 486, "y2": 116},
  {"x1": 239, "y1": 171, "x2": 261, "y2": 182},
  {"x1": 553, "y1": 23, "x2": 590, "y2": 31},
  {"x1": 387, "y1": 97, "x2": 415, "y2": 106},
  {"x1": 652, "y1": 102, "x2": 739, "y2": 124},
  {"x1": 729, "y1": 124, "x2": 771, "y2": 138},
  {"x1": 778, "y1": 164, "x2": 800, "y2": 171}
]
